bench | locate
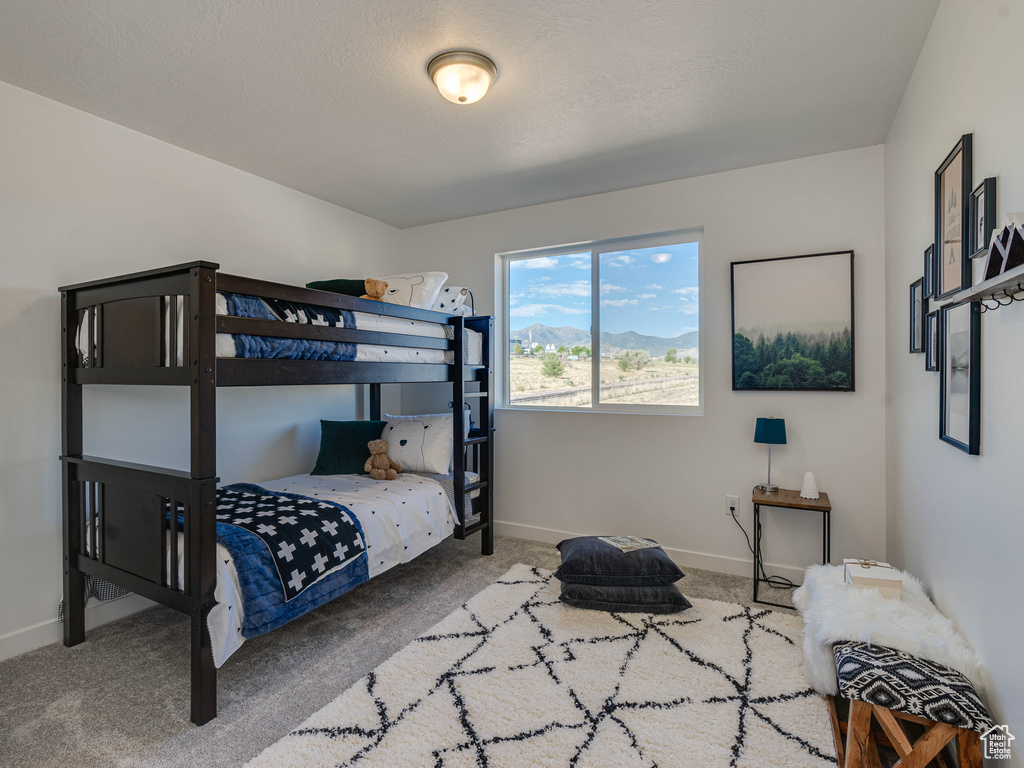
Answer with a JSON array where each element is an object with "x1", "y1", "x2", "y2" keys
[{"x1": 831, "y1": 642, "x2": 991, "y2": 768}]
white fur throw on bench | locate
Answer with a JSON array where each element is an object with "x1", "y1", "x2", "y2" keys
[{"x1": 792, "y1": 564, "x2": 983, "y2": 696}]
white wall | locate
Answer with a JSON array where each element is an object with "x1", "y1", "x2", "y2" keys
[
  {"x1": 0, "y1": 81, "x2": 401, "y2": 658},
  {"x1": 401, "y1": 146, "x2": 887, "y2": 581},
  {"x1": 885, "y1": 0, "x2": 1023, "y2": 749}
]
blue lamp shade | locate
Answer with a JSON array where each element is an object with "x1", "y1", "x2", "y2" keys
[{"x1": 753, "y1": 417, "x2": 787, "y2": 445}]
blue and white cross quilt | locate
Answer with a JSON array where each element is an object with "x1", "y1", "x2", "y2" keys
[{"x1": 215, "y1": 484, "x2": 369, "y2": 638}]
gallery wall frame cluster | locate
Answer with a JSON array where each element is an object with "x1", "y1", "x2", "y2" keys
[{"x1": 910, "y1": 132, "x2": 1024, "y2": 455}]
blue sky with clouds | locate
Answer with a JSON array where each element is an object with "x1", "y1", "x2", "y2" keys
[{"x1": 509, "y1": 241, "x2": 699, "y2": 337}]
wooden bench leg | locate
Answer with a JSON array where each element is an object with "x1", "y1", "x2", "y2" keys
[
  {"x1": 872, "y1": 704, "x2": 913, "y2": 761},
  {"x1": 956, "y1": 728, "x2": 982, "y2": 768},
  {"x1": 901, "y1": 722, "x2": 957, "y2": 768},
  {"x1": 845, "y1": 699, "x2": 874, "y2": 768},
  {"x1": 827, "y1": 695, "x2": 845, "y2": 767}
]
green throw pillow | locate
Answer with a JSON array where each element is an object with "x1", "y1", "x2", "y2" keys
[
  {"x1": 311, "y1": 420, "x2": 387, "y2": 475},
  {"x1": 305, "y1": 278, "x2": 366, "y2": 297}
]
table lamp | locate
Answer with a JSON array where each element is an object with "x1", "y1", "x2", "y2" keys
[{"x1": 754, "y1": 417, "x2": 786, "y2": 492}]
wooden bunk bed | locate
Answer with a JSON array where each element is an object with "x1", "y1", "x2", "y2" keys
[{"x1": 58, "y1": 261, "x2": 494, "y2": 725}]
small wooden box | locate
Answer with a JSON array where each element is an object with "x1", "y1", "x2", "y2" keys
[{"x1": 844, "y1": 559, "x2": 902, "y2": 599}]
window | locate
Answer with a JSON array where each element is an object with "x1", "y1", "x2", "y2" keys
[{"x1": 502, "y1": 229, "x2": 702, "y2": 414}]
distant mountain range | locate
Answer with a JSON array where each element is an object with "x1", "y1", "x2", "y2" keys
[{"x1": 511, "y1": 324, "x2": 699, "y2": 357}]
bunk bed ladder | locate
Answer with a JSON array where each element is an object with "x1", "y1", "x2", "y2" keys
[{"x1": 451, "y1": 316, "x2": 494, "y2": 555}]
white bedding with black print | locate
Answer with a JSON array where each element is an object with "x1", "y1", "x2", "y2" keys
[{"x1": 194, "y1": 472, "x2": 460, "y2": 666}]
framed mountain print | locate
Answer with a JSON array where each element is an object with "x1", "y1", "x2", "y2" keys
[{"x1": 935, "y1": 134, "x2": 972, "y2": 298}]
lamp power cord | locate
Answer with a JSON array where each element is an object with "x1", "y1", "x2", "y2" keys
[{"x1": 730, "y1": 508, "x2": 796, "y2": 590}]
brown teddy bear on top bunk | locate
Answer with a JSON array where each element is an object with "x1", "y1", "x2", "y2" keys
[
  {"x1": 364, "y1": 439, "x2": 402, "y2": 480},
  {"x1": 361, "y1": 278, "x2": 388, "y2": 301}
]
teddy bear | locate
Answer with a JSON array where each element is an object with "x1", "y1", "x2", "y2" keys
[
  {"x1": 361, "y1": 277, "x2": 388, "y2": 301},
  {"x1": 364, "y1": 439, "x2": 402, "y2": 480}
]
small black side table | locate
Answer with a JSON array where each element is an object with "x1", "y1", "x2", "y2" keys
[{"x1": 752, "y1": 486, "x2": 831, "y2": 608}]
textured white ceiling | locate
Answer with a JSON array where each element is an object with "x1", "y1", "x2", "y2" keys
[{"x1": 0, "y1": 0, "x2": 937, "y2": 228}]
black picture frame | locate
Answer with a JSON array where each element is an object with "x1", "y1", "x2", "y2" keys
[
  {"x1": 935, "y1": 134, "x2": 973, "y2": 299},
  {"x1": 971, "y1": 177, "x2": 997, "y2": 260},
  {"x1": 925, "y1": 310, "x2": 939, "y2": 371},
  {"x1": 731, "y1": 250, "x2": 855, "y2": 391},
  {"x1": 939, "y1": 301, "x2": 980, "y2": 455},
  {"x1": 909, "y1": 277, "x2": 927, "y2": 353},
  {"x1": 923, "y1": 244, "x2": 936, "y2": 298}
]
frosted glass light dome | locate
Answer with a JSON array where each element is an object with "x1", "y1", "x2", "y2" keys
[{"x1": 427, "y1": 51, "x2": 498, "y2": 105}]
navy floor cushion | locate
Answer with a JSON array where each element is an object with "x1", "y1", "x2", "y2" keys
[
  {"x1": 559, "y1": 581, "x2": 692, "y2": 614},
  {"x1": 554, "y1": 536, "x2": 684, "y2": 587}
]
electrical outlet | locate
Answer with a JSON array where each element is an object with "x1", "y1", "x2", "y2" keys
[{"x1": 726, "y1": 494, "x2": 740, "y2": 517}]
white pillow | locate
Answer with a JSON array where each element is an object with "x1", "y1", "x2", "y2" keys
[
  {"x1": 381, "y1": 413, "x2": 454, "y2": 475},
  {"x1": 376, "y1": 271, "x2": 448, "y2": 310},
  {"x1": 431, "y1": 286, "x2": 471, "y2": 314}
]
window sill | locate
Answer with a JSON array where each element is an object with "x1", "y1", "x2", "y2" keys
[{"x1": 497, "y1": 404, "x2": 704, "y2": 417}]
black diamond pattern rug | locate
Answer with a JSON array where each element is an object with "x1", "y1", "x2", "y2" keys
[{"x1": 246, "y1": 565, "x2": 836, "y2": 767}]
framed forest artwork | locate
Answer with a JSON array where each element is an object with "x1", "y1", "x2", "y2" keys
[
  {"x1": 731, "y1": 250, "x2": 854, "y2": 391},
  {"x1": 935, "y1": 134, "x2": 972, "y2": 298}
]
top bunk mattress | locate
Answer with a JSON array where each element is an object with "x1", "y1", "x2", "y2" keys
[{"x1": 215, "y1": 292, "x2": 484, "y2": 365}]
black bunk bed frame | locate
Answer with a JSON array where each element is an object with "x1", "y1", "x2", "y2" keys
[{"x1": 59, "y1": 260, "x2": 494, "y2": 725}]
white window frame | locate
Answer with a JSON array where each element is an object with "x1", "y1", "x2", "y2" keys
[{"x1": 499, "y1": 227, "x2": 703, "y2": 416}]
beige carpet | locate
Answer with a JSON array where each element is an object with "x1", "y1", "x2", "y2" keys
[
  {"x1": 0, "y1": 535, "x2": 797, "y2": 767},
  {"x1": 247, "y1": 564, "x2": 832, "y2": 768}
]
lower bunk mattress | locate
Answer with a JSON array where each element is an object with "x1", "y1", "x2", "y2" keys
[{"x1": 185, "y1": 471, "x2": 476, "y2": 667}]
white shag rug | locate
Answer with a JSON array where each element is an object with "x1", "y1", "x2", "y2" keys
[{"x1": 247, "y1": 565, "x2": 836, "y2": 768}]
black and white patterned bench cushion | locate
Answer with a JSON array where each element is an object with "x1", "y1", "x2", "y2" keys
[{"x1": 833, "y1": 642, "x2": 993, "y2": 732}]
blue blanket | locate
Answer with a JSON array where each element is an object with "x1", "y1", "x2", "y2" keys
[
  {"x1": 222, "y1": 292, "x2": 359, "y2": 362},
  {"x1": 216, "y1": 483, "x2": 369, "y2": 639}
]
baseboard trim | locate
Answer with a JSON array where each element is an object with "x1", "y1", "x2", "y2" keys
[
  {"x1": 494, "y1": 519, "x2": 807, "y2": 583},
  {"x1": 2, "y1": 522, "x2": 805, "y2": 663},
  {"x1": 0, "y1": 594, "x2": 154, "y2": 663}
]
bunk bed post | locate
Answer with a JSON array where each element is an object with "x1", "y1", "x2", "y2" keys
[
  {"x1": 450, "y1": 317, "x2": 466, "y2": 540},
  {"x1": 368, "y1": 383, "x2": 382, "y2": 421},
  {"x1": 188, "y1": 265, "x2": 218, "y2": 725},
  {"x1": 61, "y1": 290, "x2": 86, "y2": 647},
  {"x1": 481, "y1": 316, "x2": 494, "y2": 556}
]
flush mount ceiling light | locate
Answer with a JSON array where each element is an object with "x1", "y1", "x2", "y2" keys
[{"x1": 427, "y1": 50, "x2": 498, "y2": 105}]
